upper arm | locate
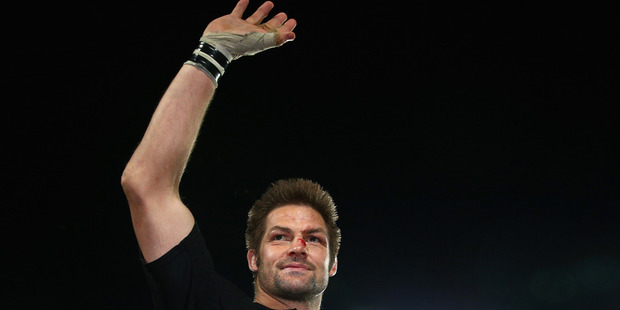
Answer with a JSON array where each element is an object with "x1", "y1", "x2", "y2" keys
[{"x1": 122, "y1": 177, "x2": 195, "y2": 263}]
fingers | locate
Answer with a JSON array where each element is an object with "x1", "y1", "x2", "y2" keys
[
  {"x1": 263, "y1": 12, "x2": 297, "y2": 36},
  {"x1": 263, "y1": 12, "x2": 287, "y2": 30},
  {"x1": 231, "y1": 0, "x2": 249, "y2": 18},
  {"x1": 275, "y1": 19, "x2": 297, "y2": 45},
  {"x1": 279, "y1": 18, "x2": 297, "y2": 33},
  {"x1": 245, "y1": 1, "x2": 274, "y2": 25}
]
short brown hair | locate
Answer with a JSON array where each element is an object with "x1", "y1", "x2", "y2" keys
[{"x1": 245, "y1": 178, "x2": 341, "y2": 269}]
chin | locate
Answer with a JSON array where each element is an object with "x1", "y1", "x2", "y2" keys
[{"x1": 274, "y1": 272, "x2": 326, "y2": 300}]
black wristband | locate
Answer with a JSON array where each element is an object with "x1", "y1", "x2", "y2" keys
[
  {"x1": 196, "y1": 41, "x2": 230, "y2": 71},
  {"x1": 187, "y1": 53, "x2": 222, "y2": 83}
]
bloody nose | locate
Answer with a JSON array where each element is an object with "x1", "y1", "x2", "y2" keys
[{"x1": 288, "y1": 238, "x2": 308, "y2": 257}]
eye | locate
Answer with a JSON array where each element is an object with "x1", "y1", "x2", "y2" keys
[
  {"x1": 272, "y1": 234, "x2": 287, "y2": 241},
  {"x1": 308, "y1": 236, "x2": 322, "y2": 243}
]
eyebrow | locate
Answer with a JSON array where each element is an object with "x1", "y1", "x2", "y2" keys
[
  {"x1": 268, "y1": 226, "x2": 292, "y2": 234},
  {"x1": 267, "y1": 226, "x2": 326, "y2": 235},
  {"x1": 304, "y1": 228, "x2": 327, "y2": 235}
]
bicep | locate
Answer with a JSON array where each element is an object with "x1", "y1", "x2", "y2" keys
[{"x1": 129, "y1": 194, "x2": 195, "y2": 263}]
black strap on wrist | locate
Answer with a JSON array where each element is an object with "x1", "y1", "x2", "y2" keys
[
  {"x1": 184, "y1": 41, "x2": 230, "y2": 86},
  {"x1": 187, "y1": 53, "x2": 222, "y2": 82},
  {"x1": 196, "y1": 41, "x2": 229, "y2": 71}
]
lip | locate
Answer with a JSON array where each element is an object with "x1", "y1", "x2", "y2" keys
[{"x1": 282, "y1": 263, "x2": 311, "y2": 270}]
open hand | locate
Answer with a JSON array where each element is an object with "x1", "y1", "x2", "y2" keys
[{"x1": 205, "y1": 0, "x2": 297, "y2": 46}]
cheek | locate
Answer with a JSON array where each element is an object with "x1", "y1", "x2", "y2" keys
[
  {"x1": 260, "y1": 244, "x2": 286, "y2": 263},
  {"x1": 309, "y1": 246, "x2": 330, "y2": 265}
]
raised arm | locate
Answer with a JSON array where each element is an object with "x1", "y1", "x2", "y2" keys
[{"x1": 121, "y1": 0, "x2": 296, "y2": 263}]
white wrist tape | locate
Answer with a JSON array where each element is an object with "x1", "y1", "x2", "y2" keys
[{"x1": 199, "y1": 32, "x2": 279, "y2": 61}]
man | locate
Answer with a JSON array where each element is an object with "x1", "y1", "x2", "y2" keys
[{"x1": 121, "y1": 1, "x2": 341, "y2": 309}]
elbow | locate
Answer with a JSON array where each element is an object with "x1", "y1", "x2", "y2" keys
[
  {"x1": 121, "y1": 162, "x2": 177, "y2": 206},
  {"x1": 120, "y1": 167, "x2": 135, "y2": 194},
  {"x1": 121, "y1": 163, "x2": 148, "y2": 205}
]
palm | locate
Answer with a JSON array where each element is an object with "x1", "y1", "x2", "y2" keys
[{"x1": 205, "y1": 0, "x2": 296, "y2": 45}]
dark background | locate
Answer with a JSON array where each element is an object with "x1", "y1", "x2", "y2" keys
[{"x1": 7, "y1": 2, "x2": 619, "y2": 309}]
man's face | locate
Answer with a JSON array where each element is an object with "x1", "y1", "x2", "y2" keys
[{"x1": 247, "y1": 204, "x2": 338, "y2": 301}]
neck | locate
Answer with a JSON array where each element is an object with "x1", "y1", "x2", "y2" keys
[{"x1": 254, "y1": 281, "x2": 323, "y2": 310}]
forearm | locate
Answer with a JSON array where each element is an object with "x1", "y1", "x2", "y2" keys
[
  {"x1": 122, "y1": 0, "x2": 297, "y2": 198},
  {"x1": 122, "y1": 65, "x2": 215, "y2": 199}
]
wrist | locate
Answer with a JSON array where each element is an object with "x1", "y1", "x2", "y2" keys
[{"x1": 184, "y1": 40, "x2": 231, "y2": 87}]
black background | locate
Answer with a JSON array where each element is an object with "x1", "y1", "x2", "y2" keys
[{"x1": 6, "y1": 2, "x2": 619, "y2": 309}]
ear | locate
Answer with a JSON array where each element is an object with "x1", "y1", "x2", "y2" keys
[
  {"x1": 247, "y1": 249, "x2": 259, "y2": 272},
  {"x1": 329, "y1": 256, "x2": 338, "y2": 277}
]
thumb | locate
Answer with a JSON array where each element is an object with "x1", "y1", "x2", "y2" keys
[{"x1": 277, "y1": 32, "x2": 296, "y2": 46}]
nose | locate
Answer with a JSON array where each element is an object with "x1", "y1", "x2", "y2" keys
[{"x1": 288, "y1": 238, "x2": 308, "y2": 258}]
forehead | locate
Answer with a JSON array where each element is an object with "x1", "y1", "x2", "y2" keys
[{"x1": 265, "y1": 204, "x2": 327, "y2": 232}]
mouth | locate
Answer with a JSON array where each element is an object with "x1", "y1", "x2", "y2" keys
[{"x1": 281, "y1": 262, "x2": 312, "y2": 271}]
